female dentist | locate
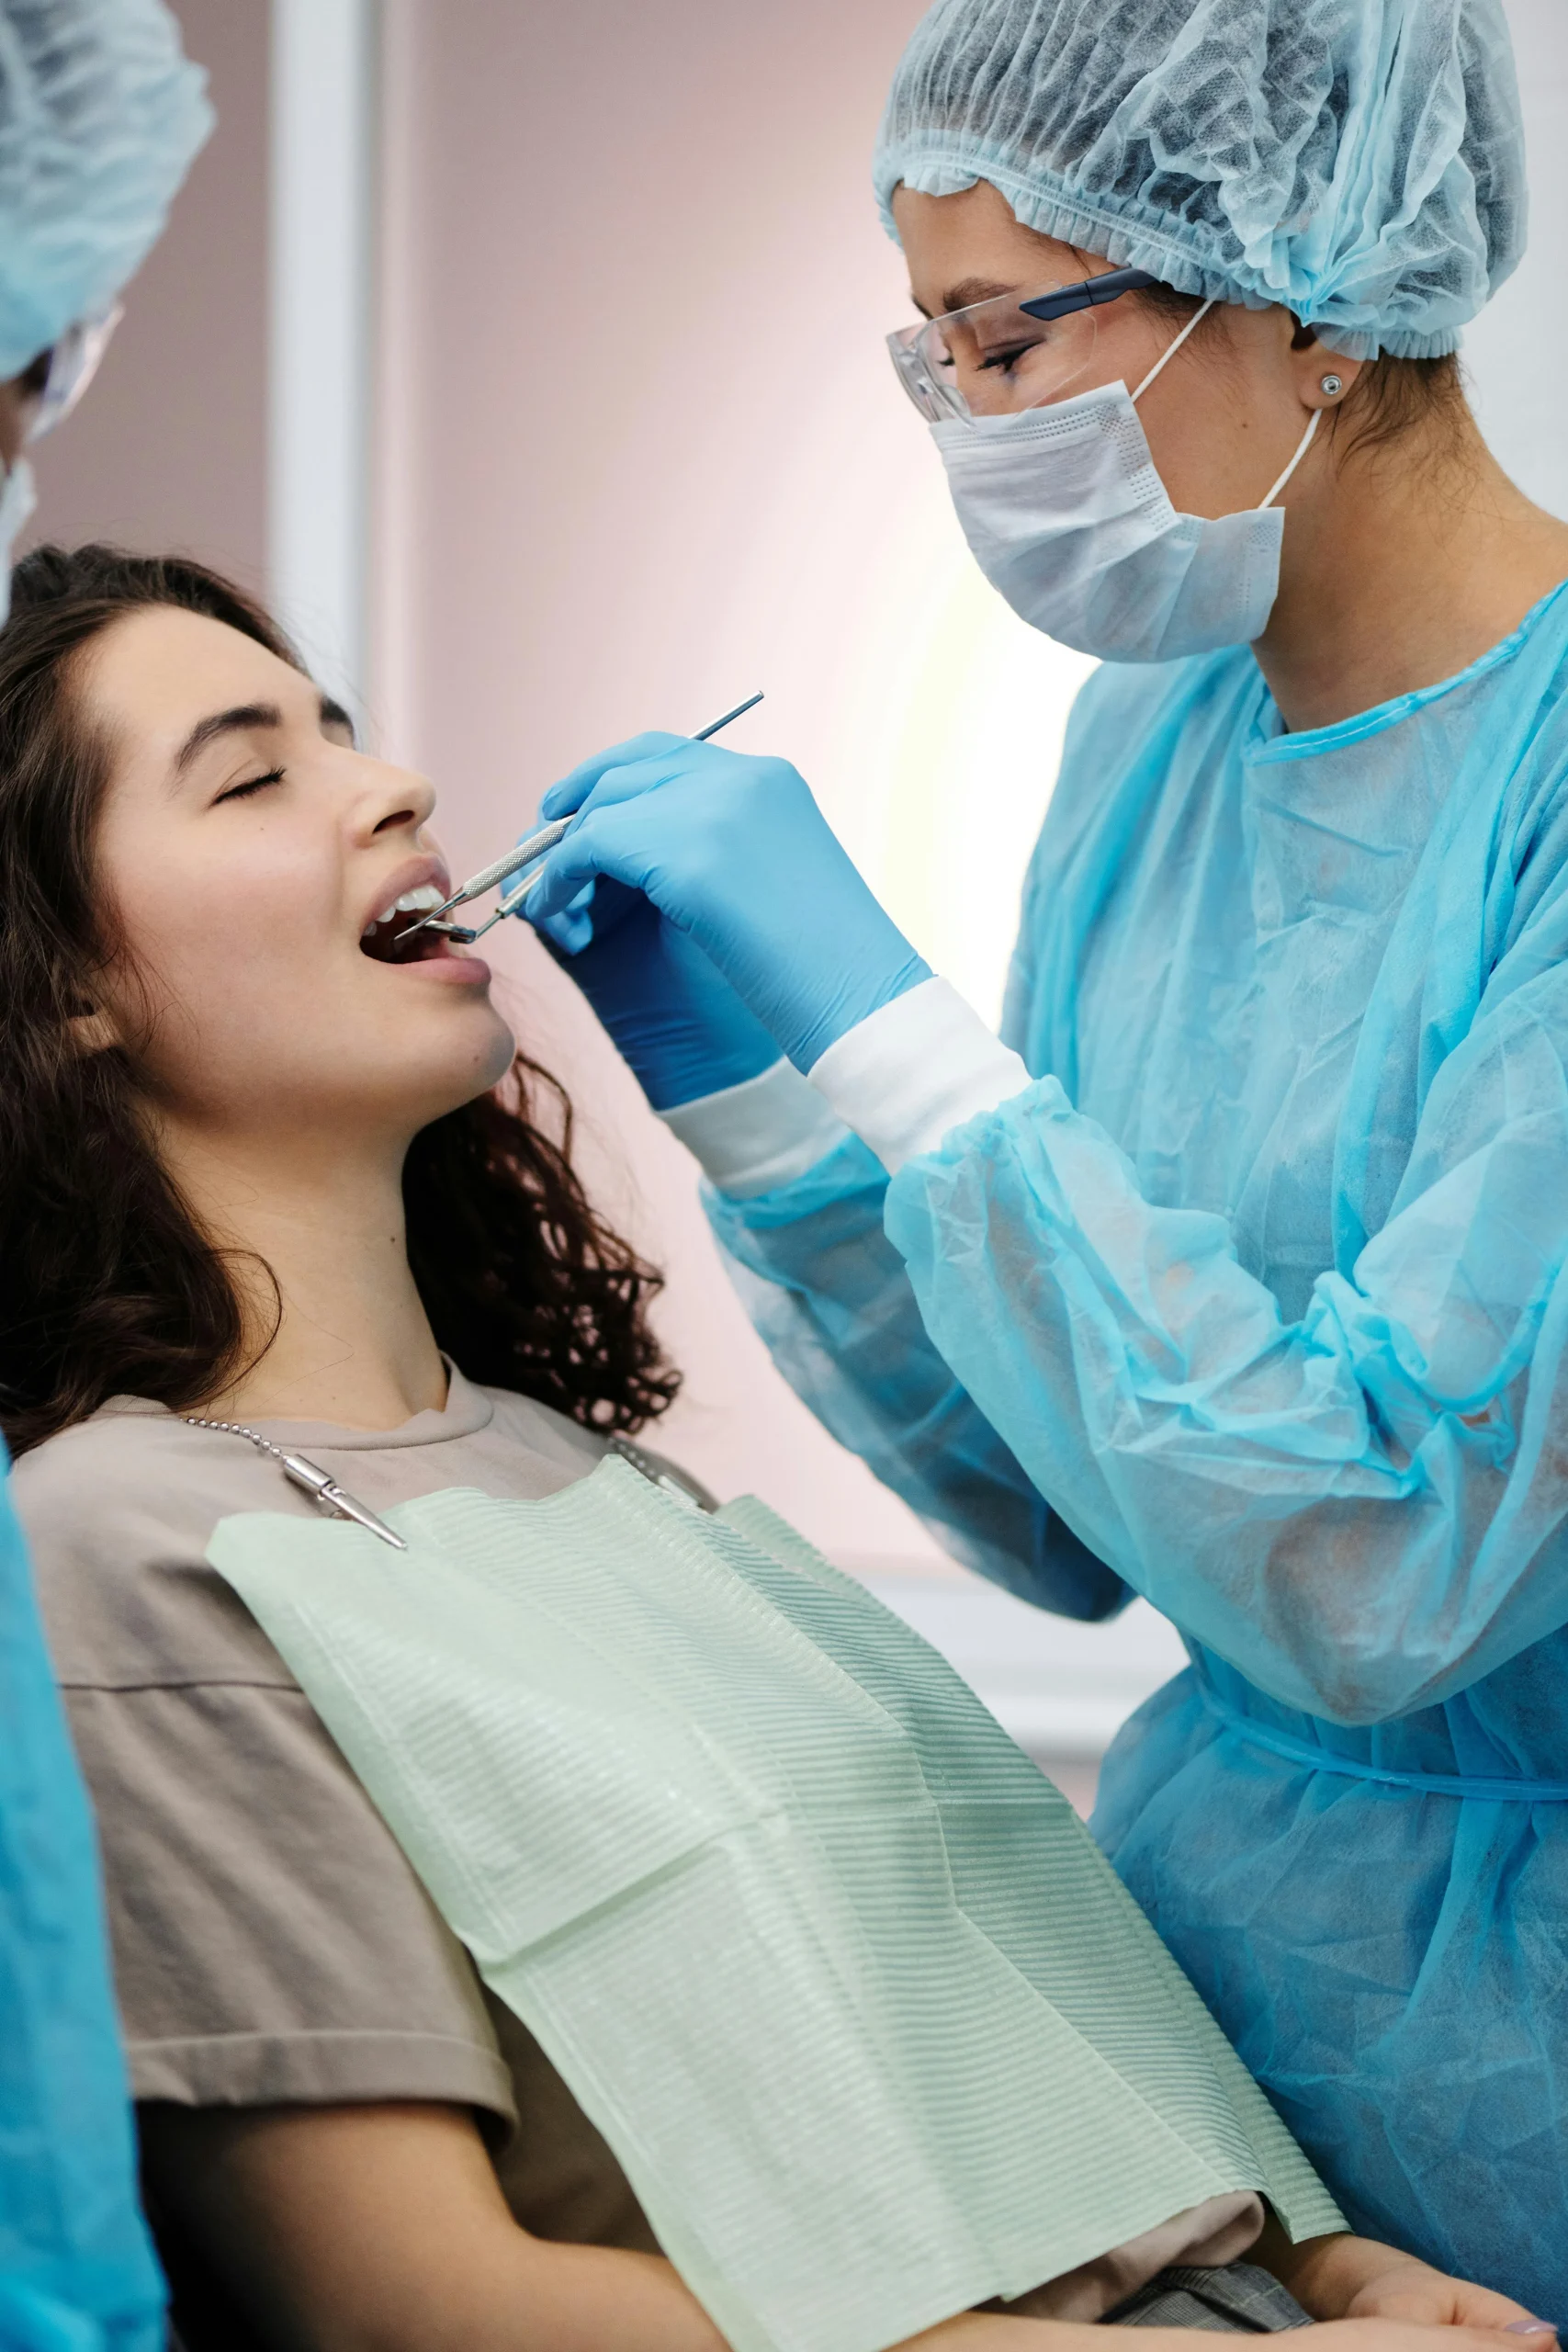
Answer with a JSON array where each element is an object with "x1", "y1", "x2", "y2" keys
[{"x1": 528, "y1": 0, "x2": 1568, "y2": 2317}]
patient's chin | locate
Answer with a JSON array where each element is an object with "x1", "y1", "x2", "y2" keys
[
  {"x1": 481, "y1": 1014, "x2": 519, "y2": 1088},
  {"x1": 245, "y1": 993, "x2": 516, "y2": 1140},
  {"x1": 431, "y1": 1009, "x2": 517, "y2": 1111}
]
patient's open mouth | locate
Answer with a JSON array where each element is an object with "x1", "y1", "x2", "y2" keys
[{"x1": 360, "y1": 882, "x2": 455, "y2": 964}]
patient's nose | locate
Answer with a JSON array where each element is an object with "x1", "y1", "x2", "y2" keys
[{"x1": 365, "y1": 756, "x2": 435, "y2": 838}]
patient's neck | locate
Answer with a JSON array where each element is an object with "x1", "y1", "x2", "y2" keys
[{"x1": 160, "y1": 1115, "x2": 448, "y2": 1431}]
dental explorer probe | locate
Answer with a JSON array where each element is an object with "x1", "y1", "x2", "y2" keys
[{"x1": 396, "y1": 691, "x2": 765, "y2": 947}]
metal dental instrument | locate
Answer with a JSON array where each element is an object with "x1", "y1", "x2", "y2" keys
[
  {"x1": 461, "y1": 889, "x2": 533, "y2": 944},
  {"x1": 685, "y1": 690, "x2": 765, "y2": 741},
  {"x1": 396, "y1": 818, "x2": 577, "y2": 943},
  {"x1": 396, "y1": 691, "x2": 764, "y2": 947}
]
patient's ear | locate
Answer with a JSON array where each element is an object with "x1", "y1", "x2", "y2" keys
[{"x1": 65, "y1": 999, "x2": 123, "y2": 1057}]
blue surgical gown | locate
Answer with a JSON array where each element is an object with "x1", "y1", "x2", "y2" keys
[
  {"x1": 708, "y1": 577, "x2": 1568, "y2": 2312},
  {"x1": 0, "y1": 1472, "x2": 163, "y2": 2351}
]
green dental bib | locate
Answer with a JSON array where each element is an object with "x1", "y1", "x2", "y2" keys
[{"x1": 209, "y1": 1458, "x2": 1337, "y2": 2352}]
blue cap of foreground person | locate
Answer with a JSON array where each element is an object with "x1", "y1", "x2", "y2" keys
[
  {"x1": 0, "y1": 0, "x2": 212, "y2": 378},
  {"x1": 873, "y1": 0, "x2": 1527, "y2": 360}
]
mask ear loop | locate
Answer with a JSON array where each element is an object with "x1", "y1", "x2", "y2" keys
[
  {"x1": 1128, "y1": 293, "x2": 1325, "y2": 512},
  {"x1": 1131, "y1": 298, "x2": 1216, "y2": 403},
  {"x1": 1256, "y1": 408, "x2": 1322, "y2": 511}
]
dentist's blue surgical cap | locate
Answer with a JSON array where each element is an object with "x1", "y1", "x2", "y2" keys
[
  {"x1": 0, "y1": 0, "x2": 211, "y2": 379},
  {"x1": 873, "y1": 0, "x2": 1527, "y2": 359}
]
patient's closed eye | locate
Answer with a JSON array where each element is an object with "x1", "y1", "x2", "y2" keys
[
  {"x1": 176, "y1": 694, "x2": 355, "y2": 788},
  {"x1": 214, "y1": 765, "x2": 285, "y2": 806}
]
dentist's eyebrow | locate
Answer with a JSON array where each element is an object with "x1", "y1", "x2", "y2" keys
[
  {"x1": 938, "y1": 277, "x2": 1017, "y2": 314},
  {"x1": 174, "y1": 692, "x2": 355, "y2": 775}
]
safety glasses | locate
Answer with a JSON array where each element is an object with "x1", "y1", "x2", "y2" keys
[
  {"x1": 887, "y1": 266, "x2": 1157, "y2": 426},
  {"x1": 20, "y1": 301, "x2": 124, "y2": 445}
]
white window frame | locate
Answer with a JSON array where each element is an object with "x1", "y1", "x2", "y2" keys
[{"x1": 268, "y1": 0, "x2": 377, "y2": 714}]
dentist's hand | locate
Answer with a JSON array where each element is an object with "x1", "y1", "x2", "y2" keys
[
  {"x1": 529, "y1": 876, "x2": 783, "y2": 1113},
  {"x1": 530, "y1": 732, "x2": 931, "y2": 1073},
  {"x1": 525, "y1": 731, "x2": 784, "y2": 1112}
]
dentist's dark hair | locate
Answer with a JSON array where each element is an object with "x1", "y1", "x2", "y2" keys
[{"x1": 0, "y1": 544, "x2": 679, "y2": 1454}]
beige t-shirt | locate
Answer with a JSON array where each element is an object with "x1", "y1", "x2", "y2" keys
[
  {"x1": 16, "y1": 1369, "x2": 1262, "y2": 2312},
  {"x1": 14, "y1": 1368, "x2": 658, "y2": 2252}
]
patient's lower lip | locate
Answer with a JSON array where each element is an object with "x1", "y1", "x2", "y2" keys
[{"x1": 398, "y1": 947, "x2": 491, "y2": 985}]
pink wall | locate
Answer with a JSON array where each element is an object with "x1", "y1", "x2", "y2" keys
[
  {"x1": 21, "y1": 0, "x2": 268, "y2": 586},
  {"x1": 375, "y1": 0, "x2": 954, "y2": 1561}
]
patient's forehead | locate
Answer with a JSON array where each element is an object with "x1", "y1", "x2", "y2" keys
[{"x1": 78, "y1": 605, "x2": 307, "y2": 767}]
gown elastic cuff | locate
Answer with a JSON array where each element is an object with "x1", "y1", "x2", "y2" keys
[
  {"x1": 659, "y1": 1057, "x2": 853, "y2": 1199},
  {"x1": 807, "y1": 977, "x2": 1032, "y2": 1175}
]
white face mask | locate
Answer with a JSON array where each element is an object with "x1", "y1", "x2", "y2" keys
[
  {"x1": 0, "y1": 458, "x2": 37, "y2": 628},
  {"x1": 932, "y1": 305, "x2": 1320, "y2": 664}
]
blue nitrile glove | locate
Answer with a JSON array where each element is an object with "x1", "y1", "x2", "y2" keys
[
  {"x1": 527, "y1": 875, "x2": 784, "y2": 1112},
  {"x1": 531, "y1": 732, "x2": 931, "y2": 1073}
]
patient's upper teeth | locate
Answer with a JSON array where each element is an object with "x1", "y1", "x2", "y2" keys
[{"x1": 362, "y1": 881, "x2": 444, "y2": 935}]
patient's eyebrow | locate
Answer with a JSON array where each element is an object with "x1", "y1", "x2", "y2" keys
[
  {"x1": 174, "y1": 693, "x2": 355, "y2": 775},
  {"x1": 174, "y1": 701, "x2": 282, "y2": 774}
]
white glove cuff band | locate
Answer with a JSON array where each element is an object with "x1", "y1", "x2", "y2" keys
[
  {"x1": 807, "y1": 978, "x2": 1032, "y2": 1175},
  {"x1": 660, "y1": 1058, "x2": 852, "y2": 1199}
]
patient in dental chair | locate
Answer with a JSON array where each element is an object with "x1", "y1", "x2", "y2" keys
[{"x1": 0, "y1": 548, "x2": 1540, "y2": 2352}]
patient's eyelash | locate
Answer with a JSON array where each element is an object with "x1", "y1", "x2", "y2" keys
[{"x1": 215, "y1": 765, "x2": 285, "y2": 805}]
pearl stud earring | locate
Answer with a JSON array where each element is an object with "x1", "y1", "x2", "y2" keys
[{"x1": 1320, "y1": 373, "x2": 1344, "y2": 398}]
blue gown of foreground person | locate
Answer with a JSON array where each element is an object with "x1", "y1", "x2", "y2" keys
[
  {"x1": 0, "y1": 1484, "x2": 164, "y2": 2351},
  {"x1": 0, "y1": 0, "x2": 213, "y2": 2339},
  {"x1": 707, "y1": 579, "x2": 1568, "y2": 2315}
]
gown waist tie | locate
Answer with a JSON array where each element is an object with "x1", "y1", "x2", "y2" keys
[{"x1": 1204, "y1": 1696, "x2": 1568, "y2": 1801}]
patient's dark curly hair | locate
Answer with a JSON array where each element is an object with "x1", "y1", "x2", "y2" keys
[{"x1": 0, "y1": 544, "x2": 679, "y2": 1454}]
